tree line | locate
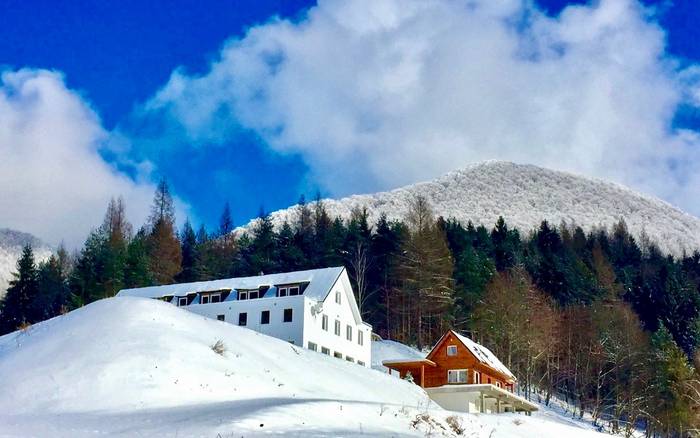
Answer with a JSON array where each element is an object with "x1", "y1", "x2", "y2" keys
[{"x1": 1, "y1": 181, "x2": 699, "y2": 435}]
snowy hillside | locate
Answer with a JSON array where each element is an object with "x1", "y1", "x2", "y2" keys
[
  {"x1": 0, "y1": 297, "x2": 609, "y2": 437},
  {"x1": 0, "y1": 228, "x2": 52, "y2": 298},
  {"x1": 241, "y1": 161, "x2": 700, "y2": 256},
  {"x1": 372, "y1": 338, "x2": 425, "y2": 371}
]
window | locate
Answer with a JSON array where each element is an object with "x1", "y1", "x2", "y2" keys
[
  {"x1": 238, "y1": 312, "x2": 247, "y2": 326},
  {"x1": 283, "y1": 308, "x2": 293, "y2": 323},
  {"x1": 210, "y1": 293, "x2": 221, "y2": 303},
  {"x1": 358, "y1": 330, "x2": 364, "y2": 346},
  {"x1": 201, "y1": 295, "x2": 210, "y2": 304},
  {"x1": 487, "y1": 377, "x2": 491, "y2": 384},
  {"x1": 322, "y1": 315, "x2": 328, "y2": 331},
  {"x1": 248, "y1": 290, "x2": 259, "y2": 300},
  {"x1": 334, "y1": 320, "x2": 341, "y2": 336},
  {"x1": 278, "y1": 287, "x2": 287, "y2": 297},
  {"x1": 448, "y1": 369, "x2": 468, "y2": 384},
  {"x1": 473, "y1": 371, "x2": 481, "y2": 384},
  {"x1": 321, "y1": 347, "x2": 330, "y2": 355},
  {"x1": 289, "y1": 286, "x2": 300, "y2": 296},
  {"x1": 335, "y1": 291, "x2": 341, "y2": 304},
  {"x1": 308, "y1": 342, "x2": 318, "y2": 351},
  {"x1": 358, "y1": 361, "x2": 365, "y2": 366},
  {"x1": 334, "y1": 352, "x2": 343, "y2": 359},
  {"x1": 217, "y1": 314, "x2": 225, "y2": 321},
  {"x1": 178, "y1": 297, "x2": 187, "y2": 307},
  {"x1": 496, "y1": 382, "x2": 502, "y2": 388},
  {"x1": 260, "y1": 310, "x2": 270, "y2": 324},
  {"x1": 239, "y1": 291, "x2": 248, "y2": 300},
  {"x1": 447, "y1": 345, "x2": 458, "y2": 356},
  {"x1": 346, "y1": 356, "x2": 354, "y2": 363},
  {"x1": 346, "y1": 325, "x2": 353, "y2": 341}
]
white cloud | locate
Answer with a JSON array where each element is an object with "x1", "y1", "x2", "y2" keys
[
  {"x1": 0, "y1": 69, "x2": 169, "y2": 247},
  {"x1": 145, "y1": 0, "x2": 700, "y2": 214}
]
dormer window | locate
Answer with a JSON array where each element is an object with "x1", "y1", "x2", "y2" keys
[
  {"x1": 239, "y1": 291, "x2": 248, "y2": 300},
  {"x1": 199, "y1": 291, "x2": 223, "y2": 304},
  {"x1": 278, "y1": 284, "x2": 301, "y2": 297},
  {"x1": 178, "y1": 297, "x2": 187, "y2": 307}
]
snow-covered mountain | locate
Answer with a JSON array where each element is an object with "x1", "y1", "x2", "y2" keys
[
  {"x1": 0, "y1": 297, "x2": 607, "y2": 437},
  {"x1": 0, "y1": 228, "x2": 52, "y2": 298},
  {"x1": 243, "y1": 161, "x2": 700, "y2": 256}
]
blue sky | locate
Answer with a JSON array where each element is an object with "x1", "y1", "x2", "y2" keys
[{"x1": 1, "y1": 0, "x2": 699, "y2": 245}]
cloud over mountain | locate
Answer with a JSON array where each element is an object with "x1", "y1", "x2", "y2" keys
[
  {"x1": 146, "y1": 0, "x2": 700, "y2": 214},
  {"x1": 0, "y1": 69, "x2": 157, "y2": 246}
]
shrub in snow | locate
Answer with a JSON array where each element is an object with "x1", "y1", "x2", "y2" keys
[
  {"x1": 211, "y1": 339, "x2": 226, "y2": 356},
  {"x1": 446, "y1": 415, "x2": 464, "y2": 435}
]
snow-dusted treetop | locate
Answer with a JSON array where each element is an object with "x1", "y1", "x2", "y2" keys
[{"x1": 240, "y1": 161, "x2": 700, "y2": 257}]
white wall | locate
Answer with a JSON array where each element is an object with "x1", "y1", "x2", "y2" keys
[
  {"x1": 185, "y1": 295, "x2": 306, "y2": 346},
  {"x1": 301, "y1": 276, "x2": 371, "y2": 366},
  {"x1": 168, "y1": 270, "x2": 372, "y2": 366}
]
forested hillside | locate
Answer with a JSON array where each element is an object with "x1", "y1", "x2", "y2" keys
[
  {"x1": 242, "y1": 161, "x2": 700, "y2": 257},
  {"x1": 1, "y1": 180, "x2": 699, "y2": 435}
]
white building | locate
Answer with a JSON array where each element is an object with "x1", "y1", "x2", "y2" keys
[{"x1": 116, "y1": 266, "x2": 372, "y2": 366}]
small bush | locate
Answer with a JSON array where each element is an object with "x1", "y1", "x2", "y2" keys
[
  {"x1": 446, "y1": 415, "x2": 465, "y2": 435},
  {"x1": 211, "y1": 339, "x2": 226, "y2": 356}
]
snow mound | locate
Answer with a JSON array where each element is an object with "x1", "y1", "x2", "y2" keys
[
  {"x1": 240, "y1": 161, "x2": 700, "y2": 257},
  {"x1": 0, "y1": 298, "x2": 609, "y2": 437},
  {"x1": 0, "y1": 297, "x2": 426, "y2": 414}
]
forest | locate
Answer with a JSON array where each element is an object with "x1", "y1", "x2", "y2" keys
[{"x1": 1, "y1": 180, "x2": 699, "y2": 436}]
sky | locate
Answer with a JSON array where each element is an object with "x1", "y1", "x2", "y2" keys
[{"x1": 0, "y1": 0, "x2": 699, "y2": 247}]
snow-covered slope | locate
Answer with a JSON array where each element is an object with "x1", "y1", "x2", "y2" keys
[
  {"x1": 242, "y1": 161, "x2": 700, "y2": 256},
  {"x1": 0, "y1": 228, "x2": 52, "y2": 298},
  {"x1": 0, "y1": 297, "x2": 608, "y2": 437},
  {"x1": 371, "y1": 338, "x2": 425, "y2": 371}
]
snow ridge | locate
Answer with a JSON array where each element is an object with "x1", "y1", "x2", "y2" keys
[{"x1": 241, "y1": 161, "x2": 700, "y2": 257}]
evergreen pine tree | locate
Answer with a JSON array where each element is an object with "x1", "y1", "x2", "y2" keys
[
  {"x1": 0, "y1": 245, "x2": 40, "y2": 334},
  {"x1": 124, "y1": 228, "x2": 153, "y2": 288},
  {"x1": 35, "y1": 252, "x2": 71, "y2": 319},
  {"x1": 248, "y1": 209, "x2": 278, "y2": 275},
  {"x1": 177, "y1": 219, "x2": 199, "y2": 283},
  {"x1": 218, "y1": 202, "x2": 234, "y2": 238},
  {"x1": 277, "y1": 221, "x2": 305, "y2": 272}
]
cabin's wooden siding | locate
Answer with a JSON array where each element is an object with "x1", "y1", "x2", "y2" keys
[
  {"x1": 424, "y1": 332, "x2": 509, "y2": 388},
  {"x1": 388, "y1": 332, "x2": 514, "y2": 391}
]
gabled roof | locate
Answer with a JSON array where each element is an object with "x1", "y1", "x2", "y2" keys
[
  {"x1": 117, "y1": 266, "x2": 345, "y2": 302},
  {"x1": 428, "y1": 330, "x2": 515, "y2": 381}
]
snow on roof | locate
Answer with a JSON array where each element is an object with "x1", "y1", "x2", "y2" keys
[
  {"x1": 117, "y1": 266, "x2": 345, "y2": 302},
  {"x1": 451, "y1": 331, "x2": 515, "y2": 380},
  {"x1": 371, "y1": 339, "x2": 425, "y2": 371}
]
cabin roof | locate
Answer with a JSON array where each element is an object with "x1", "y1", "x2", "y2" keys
[
  {"x1": 116, "y1": 266, "x2": 345, "y2": 302},
  {"x1": 428, "y1": 330, "x2": 516, "y2": 380},
  {"x1": 382, "y1": 358, "x2": 436, "y2": 368}
]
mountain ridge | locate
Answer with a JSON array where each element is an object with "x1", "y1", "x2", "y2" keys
[
  {"x1": 0, "y1": 228, "x2": 52, "y2": 297},
  {"x1": 240, "y1": 161, "x2": 700, "y2": 256}
]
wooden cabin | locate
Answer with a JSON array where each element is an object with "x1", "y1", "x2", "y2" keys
[{"x1": 383, "y1": 330, "x2": 538, "y2": 414}]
